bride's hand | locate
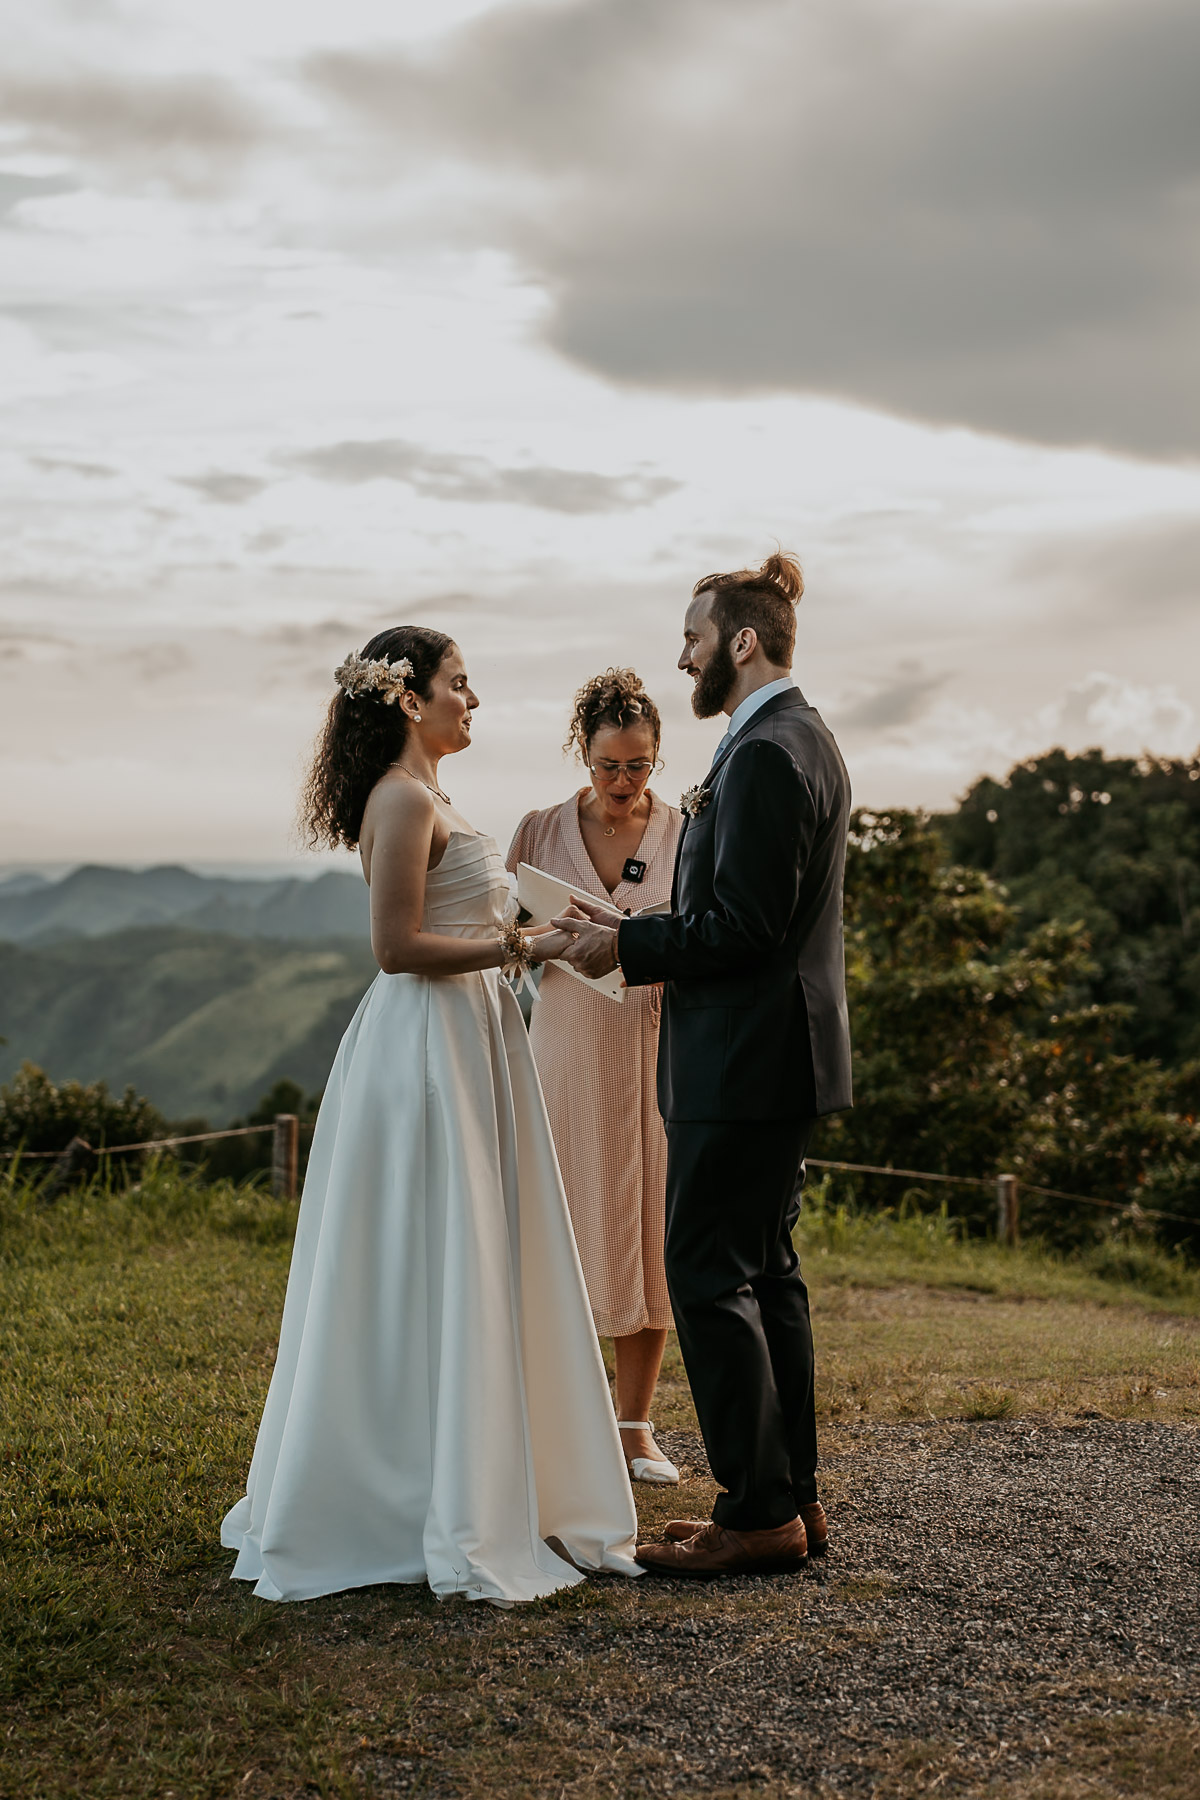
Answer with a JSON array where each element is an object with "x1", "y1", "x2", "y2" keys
[{"x1": 525, "y1": 926, "x2": 576, "y2": 963}]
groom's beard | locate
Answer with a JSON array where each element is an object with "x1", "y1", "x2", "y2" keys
[{"x1": 690, "y1": 639, "x2": 737, "y2": 719}]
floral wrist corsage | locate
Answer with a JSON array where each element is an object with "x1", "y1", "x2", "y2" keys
[{"x1": 498, "y1": 918, "x2": 537, "y2": 981}]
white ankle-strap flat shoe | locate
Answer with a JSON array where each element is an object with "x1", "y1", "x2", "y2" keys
[{"x1": 617, "y1": 1419, "x2": 680, "y2": 1487}]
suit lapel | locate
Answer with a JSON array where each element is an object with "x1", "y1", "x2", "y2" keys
[
  {"x1": 703, "y1": 687, "x2": 807, "y2": 790},
  {"x1": 670, "y1": 813, "x2": 686, "y2": 909},
  {"x1": 672, "y1": 690, "x2": 808, "y2": 906}
]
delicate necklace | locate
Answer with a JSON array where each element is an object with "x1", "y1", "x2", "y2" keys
[
  {"x1": 585, "y1": 794, "x2": 640, "y2": 837},
  {"x1": 398, "y1": 765, "x2": 451, "y2": 805}
]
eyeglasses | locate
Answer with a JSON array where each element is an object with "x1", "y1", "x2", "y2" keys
[{"x1": 589, "y1": 759, "x2": 662, "y2": 779}]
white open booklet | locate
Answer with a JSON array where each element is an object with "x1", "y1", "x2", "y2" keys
[{"x1": 516, "y1": 862, "x2": 671, "y2": 1004}]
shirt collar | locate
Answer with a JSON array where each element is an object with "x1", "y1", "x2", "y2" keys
[{"x1": 725, "y1": 676, "x2": 797, "y2": 741}]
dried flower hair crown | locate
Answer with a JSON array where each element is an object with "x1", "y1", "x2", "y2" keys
[{"x1": 333, "y1": 651, "x2": 414, "y2": 704}]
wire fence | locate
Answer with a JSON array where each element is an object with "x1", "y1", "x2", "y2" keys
[
  {"x1": 0, "y1": 1123, "x2": 276, "y2": 1160},
  {"x1": 803, "y1": 1157, "x2": 1196, "y2": 1231},
  {"x1": 0, "y1": 1115, "x2": 307, "y2": 1198},
  {"x1": 1, "y1": 1118, "x2": 1193, "y2": 1231}
]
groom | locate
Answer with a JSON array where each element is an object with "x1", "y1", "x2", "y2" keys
[{"x1": 554, "y1": 553, "x2": 851, "y2": 1576}]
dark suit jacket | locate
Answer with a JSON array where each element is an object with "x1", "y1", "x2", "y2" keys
[{"x1": 618, "y1": 688, "x2": 852, "y2": 1122}]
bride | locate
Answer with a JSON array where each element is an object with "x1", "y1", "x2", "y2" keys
[{"x1": 221, "y1": 626, "x2": 641, "y2": 1604}]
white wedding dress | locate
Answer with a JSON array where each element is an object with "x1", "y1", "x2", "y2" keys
[{"x1": 221, "y1": 828, "x2": 641, "y2": 1604}]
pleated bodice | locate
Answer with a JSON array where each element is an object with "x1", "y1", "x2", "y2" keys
[{"x1": 422, "y1": 830, "x2": 511, "y2": 940}]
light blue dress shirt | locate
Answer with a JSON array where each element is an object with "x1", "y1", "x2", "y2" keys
[{"x1": 711, "y1": 676, "x2": 797, "y2": 763}]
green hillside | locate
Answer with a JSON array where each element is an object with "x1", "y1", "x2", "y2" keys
[{"x1": 0, "y1": 928, "x2": 378, "y2": 1122}]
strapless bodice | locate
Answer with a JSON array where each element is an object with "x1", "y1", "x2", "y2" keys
[{"x1": 422, "y1": 829, "x2": 511, "y2": 939}]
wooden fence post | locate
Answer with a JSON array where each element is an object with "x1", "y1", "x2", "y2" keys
[
  {"x1": 996, "y1": 1173, "x2": 1019, "y2": 1247},
  {"x1": 40, "y1": 1136, "x2": 95, "y2": 1204},
  {"x1": 272, "y1": 1114, "x2": 299, "y2": 1200}
]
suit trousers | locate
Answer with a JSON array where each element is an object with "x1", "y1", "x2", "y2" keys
[{"x1": 664, "y1": 1117, "x2": 818, "y2": 1531}]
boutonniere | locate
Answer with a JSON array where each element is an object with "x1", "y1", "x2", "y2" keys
[{"x1": 680, "y1": 784, "x2": 711, "y2": 819}]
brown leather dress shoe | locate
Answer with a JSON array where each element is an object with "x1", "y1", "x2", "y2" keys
[
  {"x1": 635, "y1": 1516, "x2": 808, "y2": 1577},
  {"x1": 799, "y1": 1502, "x2": 828, "y2": 1556},
  {"x1": 663, "y1": 1501, "x2": 829, "y2": 1557},
  {"x1": 661, "y1": 1518, "x2": 709, "y2": 1544}
]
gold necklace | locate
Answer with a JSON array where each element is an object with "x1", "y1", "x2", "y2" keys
[
  {"x1": 585, "y1": 790, "x2": 645, "y2": 838},
  {"x1": 398, "y1": 765, "x2": 451, "y2": 805},
  {"x1": 590, "y1": 803, "x2": 637, "y2": 836}
]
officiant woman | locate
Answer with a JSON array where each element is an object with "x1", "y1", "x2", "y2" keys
[{"x1": 507, "y1": 670, "x2": 683, "y2": 1486}]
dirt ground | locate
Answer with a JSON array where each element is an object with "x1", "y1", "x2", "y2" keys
[
  {"x1": 345, "y1": 1418, "x2": 1200, "y2": 1798},
  {"x1": 550, "y1": 1417, "x2": 1200, "y2": 1795}
]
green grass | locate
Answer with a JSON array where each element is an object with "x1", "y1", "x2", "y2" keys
[
  {"x1": 2, "y1": 1164, "x2": 1197, "y2": 1798},
  {"x1": 797, "y1": 1175, "x2": 1200, "y2": 1312},
  {"x1": 790, "y1": 1182, "x2": 1200, "y2": 1428}
]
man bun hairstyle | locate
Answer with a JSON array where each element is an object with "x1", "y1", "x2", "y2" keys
[
  {"x1": 693, "y1": 549, "x2": 804, "y2": 668},
  {"x1": 301, "y1": 625, "x2": 454, "y2": 849},
  {"x1": 564, "y1": 667, "x2": 662, "y2": 762}
]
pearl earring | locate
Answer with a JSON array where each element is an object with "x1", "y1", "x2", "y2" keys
[{"x1": 412, "y1": 713, "x2": 421, "y2": 722}]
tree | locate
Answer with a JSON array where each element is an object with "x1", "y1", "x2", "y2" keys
[
  {"x1": 942, "y1": 748, "x2": 1200, "y2": 1064},
  {"x1": 816, "y1": 810, "x2": 1200, "y2": 1248},
  {"x1": 175, "y1": 1079, "x2": 323, "y2": 1184}
]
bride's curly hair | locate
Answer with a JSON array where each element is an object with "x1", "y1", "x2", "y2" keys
[
  {"x1": 564, "y1": 667, "x2": 662, "y2": 763},
  {"x1": 301, "y1": 625, "x2": 454, "y2": 849}
]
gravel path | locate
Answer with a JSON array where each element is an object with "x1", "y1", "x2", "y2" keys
[{"x1": 556, "y1": 1419, "x2": 1200, "y2": 1793}]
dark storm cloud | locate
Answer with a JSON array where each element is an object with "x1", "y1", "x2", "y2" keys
[
  {"x1": 284, "y1": 439, "x2": 680, "y2": 514},
  {"x1": 0, "y1": 69, "x2": 262, "y2": 189},
  {"x1": 176, "y1": 471, "x2": 270, "y2": 505},
  {"x1": 310, "y1": 0, "x2": 1200, "y2": 459}
]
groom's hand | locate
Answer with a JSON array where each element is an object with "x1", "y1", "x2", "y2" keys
[
  {"x1": 564, "y1": 894, "x2": 625, "y2": 928},
  {"x1": 551, "y1": 907, "x2": 621, "y2": 978}
]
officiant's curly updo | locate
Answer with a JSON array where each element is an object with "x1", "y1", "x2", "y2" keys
[
  {"x1": 302, "y1": 626, "x2": 454, "y2": 849},
  {"x1": 564, "y1": 667, "x2": 662, "y2": 762},
  {"x1": 694, "y1": 549, "x2": 803, "y2": 667}
]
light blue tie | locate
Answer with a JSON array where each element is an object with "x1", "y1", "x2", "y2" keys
[{"x1": 711, "y1": 732, "x2": 732, "y2": 767}]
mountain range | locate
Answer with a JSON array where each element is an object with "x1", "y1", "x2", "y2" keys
[
  {"x1": 0, "y1": 863, "x2": 368, "y2": 945},
  {"x1": 0, "y1": 927, "x2": 378, "y2": 1123},
  {"x1": 0, "y1": 864, "x2": 376, "y2": 1122}
]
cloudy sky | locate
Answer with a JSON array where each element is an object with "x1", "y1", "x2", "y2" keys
[{"x1": 2, "y1": 0, "x2": 1198, "y2": 868}]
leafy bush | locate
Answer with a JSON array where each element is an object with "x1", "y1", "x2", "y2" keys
[
  {"x1": 0, "y1": 1065, "x2": 321, "y2": 1196},
  {"x1": 0, "y1": 1062, "x2": 166, "y2": 1162}
]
